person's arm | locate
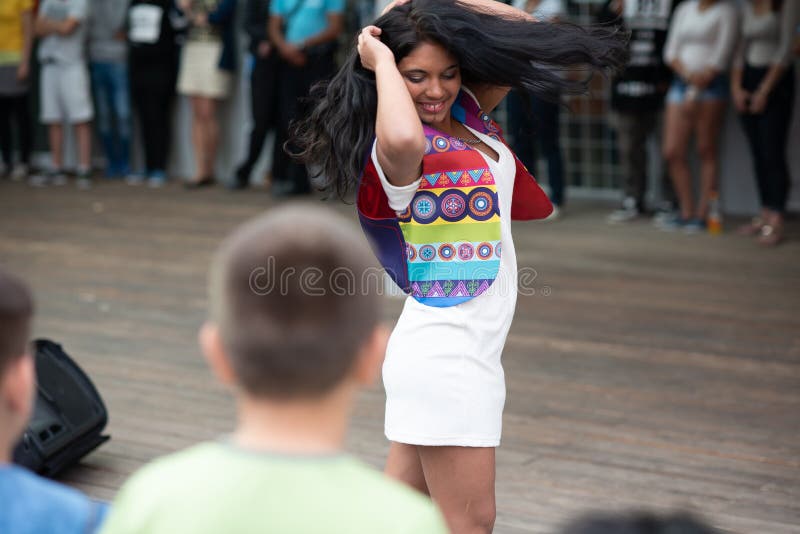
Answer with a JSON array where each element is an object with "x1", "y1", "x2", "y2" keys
[
  {"x1": 35, "y1": 14, "x2": 80, "y2": 36},
  {"x1": 18, "y1": 9, "x2": 34, "y2": 81},
  {"x1": 268, "y1": 12, "x2": 306, "y2": 66},
  {"x1": 359, "y1": 26, "x2": 426, "y2": 187},
  {"x1": 244, "y1": 0, "x2": 270, "y2": 55},
  {"x1": 748, "y1": 1, "x2": 797, "y2": 113},
  {"x1": 730, "y1": 14, "x2": 748, "y2": 113},
  {"x1": 298, "y1": 12, "x2": 343, "y2": 50},
  {"x1": 207, "y1": 0, "x2": 236, "y2": 25},
  {"x1": 696, "y1": 3, "x2": 738, "y2": 89},
  {"x1": 662, "y1": 3, "x2": 684, "y2": 76},
  {"x1": 730, "y1": 65, "x2": 749, "y2": 113}
]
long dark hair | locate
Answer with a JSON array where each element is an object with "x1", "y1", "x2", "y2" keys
[{"x1": 292, "y1": 0, "x2": 628, "y2": 199}]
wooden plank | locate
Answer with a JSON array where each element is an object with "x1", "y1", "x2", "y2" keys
[{"x1": 0, "y1": 181, "x2": 797, "y2": 533}]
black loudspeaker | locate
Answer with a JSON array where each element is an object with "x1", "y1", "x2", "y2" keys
[{"x1": 13, "y1": 339, "x2": 110, "y2": 477}]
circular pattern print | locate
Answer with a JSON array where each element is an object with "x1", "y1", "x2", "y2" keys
[
  {"x1": 440, "y1": 192, "x2": 467, "y2": 220},
  {"x1": 432, "y1": 136, "x2": 451, "y2": 152},
  {"x1": 450, "y1": 137, "x2": 467, "y2": 150},
  {"x1": 411, "y1": 193, "x2": 438, "y2": 223},
  {"x1": 438, "y1": 244, "x2": 455, "y2": 261},
  {"x1": 419, "y1": 245, "x2": 436, "y2": 262},
  {"x1": 477, "y1": 242, "x2": 494, "y2": 260},
  {"x1": 458, "y1": 243, "x2": 475, "y2": 261},
  {"x1": 407, "y1": 243, "x2": 417, "y2": 262},
  {"x1": 468, "y1": 188, "x2": 496, "y2": 220},
  {"x1": 495, "y1": 242, "x2": 502, "y2": 258}
]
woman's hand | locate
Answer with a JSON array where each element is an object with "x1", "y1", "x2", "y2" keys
[
  {"x1": 357, "y1": 26, "x2": 394, "y2": 72},
  {"x1": 749, "y1": 87, "x2": 769, "y2": 114},
  {"x1": 732, "y1": 86, "x2": 750, "y2": 113},
  {"x1": 688, "y1": 69, "x2": 714, "y2": 90}
]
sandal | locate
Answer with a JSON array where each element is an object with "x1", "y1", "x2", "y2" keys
[
  {"x1": 737, "y1": 217, "x2": 764, "y2": 236},
  {"x1": 757, "y1": 223, "x2": 783, "y2": 246},
  {"x1": 184, "y1": 176, "x2": 215, "y2": 189}
]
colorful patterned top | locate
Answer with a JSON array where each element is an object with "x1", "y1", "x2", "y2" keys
[{"x1": 357, "y1": 88, "x2": 553, "y2": 307}]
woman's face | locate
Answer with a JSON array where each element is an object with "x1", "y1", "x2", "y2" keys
[{"x1": 397, "y1": 41, "x2": 461, "y2": 126}]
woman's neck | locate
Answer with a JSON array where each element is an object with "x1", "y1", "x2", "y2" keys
[
  {"x1": 698, "y1": 0, "x2": 716, "y2": 11},
  {"x1": 750, "y1": 0, "x2": 771, "y2": 15}
]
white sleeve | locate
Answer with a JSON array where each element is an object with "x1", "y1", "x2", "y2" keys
[
  {"x1": 663, "y1": 3, "x2": 686, "y2": 65},
  {"x1": 708, "y1": 3, "x2": 739, "y2": 71},
  {"x1": 371, "y1": 140, "x2": 422, "y2": 213},
  {"x1": 774, "y1": 0, "x2": 798, "y2": 66},
  {"x1": 70, "y1": 0, "x2": 88, "y2": 19}
]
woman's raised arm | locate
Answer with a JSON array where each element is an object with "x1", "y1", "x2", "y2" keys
[{"x1": 358, "y1": 26, "x2": 426, "y2": 187}]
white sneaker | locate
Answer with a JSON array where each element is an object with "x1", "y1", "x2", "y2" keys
[
  {"x1": 125, "y1": 173, "x2": 145, "y2": 185},
  {"x1": 10, "y1": 163, "x2": 28, "y2": 181},
  {"x1": 76, "y1": 169, "x2": 92, "y2": 190},
  {"x1": 607, "y1": 197, "x2": 642, "y2": 223},
  {"x1": 29, "y1": 173, "x2": 49, "y2": 187}
]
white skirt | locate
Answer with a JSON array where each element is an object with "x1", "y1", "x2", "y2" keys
[{"x1": 382, "y1": 268, "x2": 517, "y2": 447}]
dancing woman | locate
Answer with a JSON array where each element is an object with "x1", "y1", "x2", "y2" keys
[{"x1": 294, "y1": 1, "x2": 626, "y2": 531}]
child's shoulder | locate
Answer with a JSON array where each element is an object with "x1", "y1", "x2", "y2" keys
[
  {"x1": 0, "y1": 464, "x2": 107, "y2": 533},
  {"x1": 331, "y1": 457, "x2": 449, "y2": 531}
]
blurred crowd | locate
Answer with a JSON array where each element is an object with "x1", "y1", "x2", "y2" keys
[{"x1": 0, "y1": 0, "x2": 797, "y2": 241}]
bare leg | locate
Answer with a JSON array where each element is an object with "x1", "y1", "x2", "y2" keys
[
  {"x1": 662, "y1": 103, "x2": 695, "y2": 220},
  {"x1": 418, "y1": 446, "x2": 496, "y2": 534},
  {"x1": 694, "y1": 100, "x2": 726, "y2": 220},
  {"x1": 190, "y1": 96, "x2": 205, "y2": 181},
  {"x1": 191, "y1": 96, "x2": 218, "y2": 180},
  {"x1": 74, "y1": 121, "x2": 92, "y2": 170},
  {"x1": 203, "y1": 98, "x2": 219, "y2": 178},
  {"x1": 48, "y1": 123, "x2": 63, "y2": 170},
  {"x1": 385, "y1": 442, "x2": 429, "y2": 495}
]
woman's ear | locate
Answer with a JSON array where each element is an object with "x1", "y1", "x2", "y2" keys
[
  {"x1": 352, "y1": 323, "x2": 390, "y2": 386},
  {"x1": 199, "y1": 322, "x2": 237, "y2": 386}
]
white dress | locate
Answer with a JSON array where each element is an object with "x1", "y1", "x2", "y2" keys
[{"x1": 372, "y1": 118, "x2": 518, "y2": 447}]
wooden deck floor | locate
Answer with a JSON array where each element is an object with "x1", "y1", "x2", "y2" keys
[{"x1": 1, "y1": 180, "x2": 798, "y2": 533}]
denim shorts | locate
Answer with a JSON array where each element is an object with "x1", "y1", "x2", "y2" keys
[{"x1": 667, "y1": 74, "x2": 729, "y2": 103}]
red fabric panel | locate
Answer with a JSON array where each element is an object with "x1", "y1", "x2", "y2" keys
[
  {"x1": 510, "y1": 159, "x2": 554, "y2": 220},
  {"x1": 357, "y1": 159, "x2": 395, "y2": 220}
]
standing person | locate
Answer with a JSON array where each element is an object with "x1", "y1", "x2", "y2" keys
[
  {"x1": 0, "y1": 0, "x2": 34, "y2": 182},
  {"x1": 33, "y1": 0, "x2": 95, "y2": 189},
  {"x1": 292, "y1": 0, "x2": 626, "y2": 531},
  {"x1": 268, "y1": 0, "x2": 343, "y2": 196},
  {"x1": 177, "y1": 0, "x2": 237, "y2": 188},
  {"x1": 506, "y1": 0, "x2": 566, "y2": 219},
  {"x1": 731, "y1": 0, "x2": 797, "y2": 246},
  {"x1": 660, "y1": 0, "x2": 738, "y2": 233},
  {"x1": 88, "y1": 0, "x2": 133, "y2": 180},
  {"x1": 127, "y1": 0, "x2": 187, "y2": 187},
  {"x1": 601, "y1": 0, "x2": 681, "y2": 223},
  {"x1": 230, "y1": 0, "x2": 279, "y2": 190}
]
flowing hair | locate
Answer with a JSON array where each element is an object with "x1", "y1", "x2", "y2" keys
[{"x1": 291, "y1": 0, "x2": 628, "y2": 199}]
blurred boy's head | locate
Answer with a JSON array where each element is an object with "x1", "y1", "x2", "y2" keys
[
  {"x1": 0, "y1": 269, "x2": 36, "y2": 458},
  {"x1": 202, "y1": 204, "x2": 386, "y2": 401}
]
